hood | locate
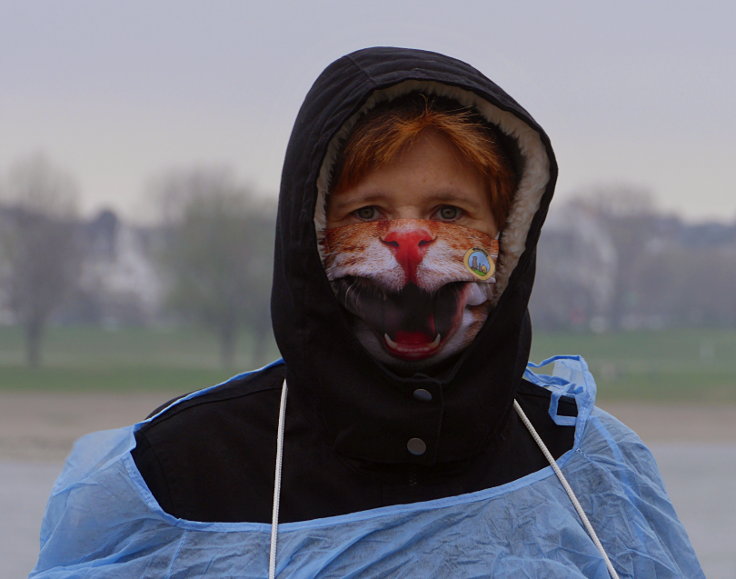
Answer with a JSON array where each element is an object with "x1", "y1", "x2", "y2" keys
[{"x1": 271, "y1": 47, "x2": 557, "y2": 466}]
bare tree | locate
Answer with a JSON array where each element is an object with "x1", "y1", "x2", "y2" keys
[
  {"x1": 533, "y1": 184, "x2": 736, "y2": 332},
  {"x1": 569, "y1": 185, "x2": 659, "y2": 330},
  {"x1": 0, "y1": 155, "x2": 83, "y2": 367},
  {"x1": 532, "y1": 201, "x2": 616, "y2": 330},
  {"x1": 153, "y1": 167, "x2": 275, "y2": 369}
]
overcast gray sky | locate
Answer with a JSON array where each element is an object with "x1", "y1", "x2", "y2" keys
[{"x1": 2, "y1": 0, "x2": 734, "y2": 222}]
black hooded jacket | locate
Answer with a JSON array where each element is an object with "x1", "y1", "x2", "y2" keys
[{"x1": 132, "y1": 47, "x2": 575, "y2": 523}]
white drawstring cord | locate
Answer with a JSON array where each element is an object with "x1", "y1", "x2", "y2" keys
[
  {"x1": 513, "y1": 399, "x2": 620, "y2": 579},
  {"x1": 267, "y1": 385, "x2": 617, "y2": 577},
  {"x1": 269, "y1": 379, "x2": 288, "y2": 579}
]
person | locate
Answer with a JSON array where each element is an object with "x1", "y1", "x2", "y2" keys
[{"x1": 32, "y1": 47, "x2": 703, "y2": 577}]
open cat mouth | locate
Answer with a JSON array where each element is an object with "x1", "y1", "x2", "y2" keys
[{"x1": 333, "y1": 277, "x2": 488, "y2": 360}]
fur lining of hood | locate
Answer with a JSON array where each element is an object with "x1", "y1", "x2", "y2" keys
[{"x1": 314, "y1": 79, "x2": 551, "y2": 303}]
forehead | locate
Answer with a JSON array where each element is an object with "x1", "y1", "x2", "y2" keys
[
  {"x1": 327, "y1": 130, "x2": 488, "y2": 207},
  {"x1": 332, "y1": 102, "x2": 493, "y2": 192}
]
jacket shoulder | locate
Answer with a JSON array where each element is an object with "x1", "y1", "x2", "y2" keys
[
  {"x1": 135, "y1": 361, "x2": 286, "y2": 447},
  {"x1": 131, "y1": 361, "x2": 287, "y2": 521},
  {"x1": 138, "y1": 361, "x2": 286, "y2": 427}
]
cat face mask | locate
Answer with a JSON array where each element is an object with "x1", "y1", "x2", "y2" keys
[{"x1": 321, "y1": 218, "x2": 499, "y2": 369}]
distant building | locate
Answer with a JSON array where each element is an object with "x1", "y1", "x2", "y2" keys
[{"x1": 68, "y1": 209, "x2": 164, "y2": 326}]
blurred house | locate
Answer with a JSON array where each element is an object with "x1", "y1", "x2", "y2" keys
[{"x1": 62, "y1": 209, "x2": 164, "y2": 327}]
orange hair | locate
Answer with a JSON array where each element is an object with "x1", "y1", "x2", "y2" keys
[{"x1": 332, "y1": 93, "x2": 517, "y2": 227}]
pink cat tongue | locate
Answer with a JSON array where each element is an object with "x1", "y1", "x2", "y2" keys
[
  {"x1": 392, "y1": 331, "x2": 436, "y2": 345},
  {"x1": 384, "y1": 329, "x2": 442, "y2": 360},
  {"x1": 383, "y1": 304, "x2": 437, "y2": 338}
]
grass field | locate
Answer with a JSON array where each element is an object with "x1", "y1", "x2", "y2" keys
[
  {"x1": 0, "y1": 325, "x2": 734, "y2": 402},
  {"x1": 0, "y1": 326, "x2": 280, "y2": 393},
  {"x1": 531, "y1": 329, "x2": 736, "y2": 402}
]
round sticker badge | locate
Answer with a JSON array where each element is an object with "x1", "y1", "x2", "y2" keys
[{"x1": 463, "y1": 247, "x2": 495, "y2": 281}]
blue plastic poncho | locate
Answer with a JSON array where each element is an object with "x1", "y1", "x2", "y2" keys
[{"x1": 31, "y1": 356, "x2": 703, "y2": 578}]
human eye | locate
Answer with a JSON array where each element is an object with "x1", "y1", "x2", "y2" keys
[
  {"x1": 352, "y1": 206, "x2": 382, "y2": 221},
  {"x1": 433, "y1": 205, "x2": 464, "y2": 221}
]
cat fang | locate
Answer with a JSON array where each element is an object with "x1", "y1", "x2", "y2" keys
[
  {"x1": 383, "y1": 332, "x2": 441, "y2": 358},
  {"x1": 333, "y1": 276, "x2": 490, "y2": 363}
]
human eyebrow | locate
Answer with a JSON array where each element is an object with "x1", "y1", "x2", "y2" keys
[
  {"x1": 328, "y1": 192, "x2": 387, "y2": 212},
  {"x1": 424, "y1": 190, "x2": 478, "y2": 206}
]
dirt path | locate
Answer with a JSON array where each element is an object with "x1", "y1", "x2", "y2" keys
[
  {"x1": 2, "y1": 391, "x2": 735, "y2": 462},
  {"x1": 0, "y1": 391, "x2": 178, "y2": 461}
]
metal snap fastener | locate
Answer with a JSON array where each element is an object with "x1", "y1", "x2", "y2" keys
[
  {"x1": 412, "y1": 388, "x2": 433, "y2": 402},
  {"x1": 407, "y1": 437, "x2": 427, "y2": 456}
]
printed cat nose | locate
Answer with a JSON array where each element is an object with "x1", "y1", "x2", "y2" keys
[{"x1": 381, "y1": 229, "x2": 435, "y2": 283}]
